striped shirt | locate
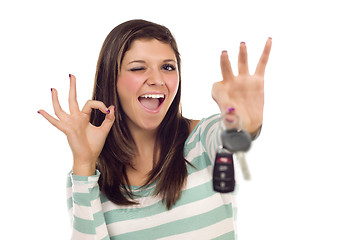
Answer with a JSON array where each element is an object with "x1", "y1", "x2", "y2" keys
[{"x1": 67, "y1": 114, "x2": 241, "y2": 239}]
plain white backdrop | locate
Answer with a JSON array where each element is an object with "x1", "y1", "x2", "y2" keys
[{"x1": 1, "y1": 0, "x2": 359, "y2": 239}]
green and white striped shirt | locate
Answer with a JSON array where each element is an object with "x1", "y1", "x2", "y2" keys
[{"x1": 67, "y1": 114, "x2": 240, "y2": 239}]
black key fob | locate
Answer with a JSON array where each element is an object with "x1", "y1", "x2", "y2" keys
[
  {"x1": 213, "y1": 152, "x2": 235, "y2": 193},
  {"x1": 221, "y1": 129, "x2": 252, "y2": 153}
]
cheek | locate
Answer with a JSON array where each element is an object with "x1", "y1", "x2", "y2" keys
[
  {"x1": 117, "y1": 74, "x2": 142, "y2": 97},
  {"x1": 167, "y1": 75, "x2": 180, "y2": 97}
]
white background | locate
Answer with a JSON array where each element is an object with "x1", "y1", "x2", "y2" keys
[{"x1": 1, "y1": 0, "x2": 359, "y2": 239}]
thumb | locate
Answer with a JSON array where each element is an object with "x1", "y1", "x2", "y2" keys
[{"x1": 100, "y1": 105, "x2": 116, "y2": 133}]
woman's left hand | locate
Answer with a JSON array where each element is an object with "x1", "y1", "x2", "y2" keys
[{"x1": 212, "y1": 38, "x2": 272, "y2": 134}]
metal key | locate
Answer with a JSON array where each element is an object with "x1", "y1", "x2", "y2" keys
[
  {"x1": 235, "y1": 151, "x2": 251, "y2": 180},
  {"x1": 221, "y1": 129, "x2": 252, "y2": 181},
  {"x1": 218, "y1": 112, "x2": 253, "y2": 181}
]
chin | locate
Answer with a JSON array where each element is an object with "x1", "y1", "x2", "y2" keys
[
  {"x1": 131, "y1": 114, "x2": 166, "y2": 132},
  {"x1": 143, "y1": 117, "x2": 165, "y2": 130}
]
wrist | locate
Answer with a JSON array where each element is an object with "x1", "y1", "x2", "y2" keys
[{"x1": 72, "y1": 161, "x2": 96, "y2": 176}]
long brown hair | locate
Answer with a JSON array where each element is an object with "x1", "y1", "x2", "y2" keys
[{"x1": 90, "y1": 19, "x2": 191, "y2": 209}]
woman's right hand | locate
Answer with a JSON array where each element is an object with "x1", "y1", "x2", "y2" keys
[{"x1": 38, "y1": 74, "x2": 116, "y2": 176}]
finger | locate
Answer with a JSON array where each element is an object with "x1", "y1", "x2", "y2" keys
[
  {"x1": 37, "y1": 109, "x2": 64, "y2": 131},
  {"x1": 238, "y1": 42, "x2": 249, "y2": 75},
  {"x1": 51, "y1": 88, "x2": 67, "y2": 119},
  {"x1": 69, "y1": 74, "x2": 80, "y2": 114},
  {"x1": 220, "y1": 51, "x2": 234, "y2": 81},
  {"x1": 81, "y1": 100, "x2": 109, "y2": 116},
  {"x1": 255, "y1": 37, "x2": 272, "y2": 76},
  {"x1": 100, "y1": 105, "x2": 116, "y2": 133}
]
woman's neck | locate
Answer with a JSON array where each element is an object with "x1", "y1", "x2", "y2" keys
[
  {"x1": 126, "y1": 122, "x2": 159, "y2": 183},
  {"x1": 130, "y1": 125, "x2": 157, "y2": 155}
]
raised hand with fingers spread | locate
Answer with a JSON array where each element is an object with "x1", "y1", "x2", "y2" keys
[
  {"x1": 212, "y1": 38, "x2": 272, "y2": 134},
  {"x1": 38, "y1": 74, "x2": 115, "y2": 176}
]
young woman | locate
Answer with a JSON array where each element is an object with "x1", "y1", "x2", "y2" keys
[{"x1": 38, "y1": 19, "x2": 271, "y2": 239}]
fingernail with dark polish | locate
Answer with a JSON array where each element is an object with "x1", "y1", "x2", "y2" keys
[
  {"x1": 51, "y1": 88, "x2": 53, "y2": 92},
  {"x1": 227, "y1": 107, "x2": 235, "y2": 113},
  {"x1": 240, "y1": 41, "x2": 246, "y2": 45},
  {"x1": 114, "y1": 107, "x2": 116, "y2": 111},
  {"x1": 106, "y1": 109, "x2": 110, "y2": 114},
  {"x1": 37, "y1": 110, "x2": 41, "y2": 114},
  {"x1": 69, "y1": 74, "x2": 71, "y2": 78}
]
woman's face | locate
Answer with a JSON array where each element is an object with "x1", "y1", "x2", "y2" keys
[{"x1": 117, "y1": 39, "x2": 179, "y2": 132}]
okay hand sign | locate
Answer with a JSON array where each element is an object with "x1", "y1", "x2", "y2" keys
[{"x1": 38, "y1": 75, "x2": 115, "y2": 176}]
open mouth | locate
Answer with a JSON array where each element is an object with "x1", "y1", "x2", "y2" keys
[{"x1": 138, "y1": 94, "x2": 165, "y2": 111}]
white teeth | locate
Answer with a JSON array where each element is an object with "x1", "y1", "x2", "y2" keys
[{"x1": 140, "y1": 94, "x2": 165, "y2": 99}]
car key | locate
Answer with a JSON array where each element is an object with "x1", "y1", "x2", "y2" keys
[{"x1": 213, "y1": 149, "x2": 235, "y2": 193}]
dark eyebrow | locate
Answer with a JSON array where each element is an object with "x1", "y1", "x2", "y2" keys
[
  {"x1": 163, "y1": 59, "x2": 177, "y2": 63},
  {"x1": 127, "y1": 59, "x2": 177, "y2": 65},
  {"x1": 128, "y1": 60, "x2": 146, "y2": 65}
]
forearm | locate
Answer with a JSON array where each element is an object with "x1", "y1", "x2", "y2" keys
[{"x1": 67, "y1": 171, "x2": 110, "y2": 240}]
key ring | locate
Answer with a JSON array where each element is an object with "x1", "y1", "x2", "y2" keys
[{"x1": 216, "y1": 144, "x2": 232, "y2": 154}]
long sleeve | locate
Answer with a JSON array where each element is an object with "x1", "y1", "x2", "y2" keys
[
  {"x1": 198, "y1": 114, "x2": 222, "y2": 162},
  {"x1": 66, "y1": 170, "x2": 110, "y2": 240}
]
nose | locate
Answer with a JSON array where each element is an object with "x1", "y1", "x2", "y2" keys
[{"x1": 146, "y1": 69, "x2": 165, "y2": 86}]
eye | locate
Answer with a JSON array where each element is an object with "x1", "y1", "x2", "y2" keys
[
  {"x1": 130, "y1": 67, "x2": 145, "y2": 72},
  {"x1": 162, "y1": 64, "x2": 176, "y2": 71}
]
